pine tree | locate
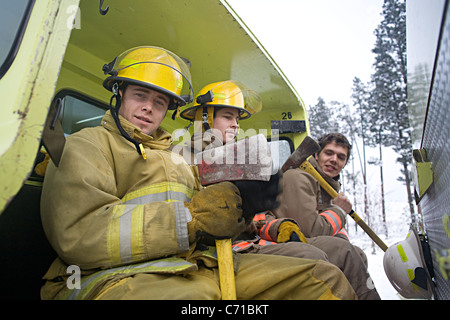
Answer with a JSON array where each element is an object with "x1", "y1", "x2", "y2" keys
[
  {"x1": 351, "y1": 78, "x2": 369, "y2": 221},
  {"x1": 307, "y1": 97, "x2": 339, "y2": 139},
  {"x1": 370, "y1": 0, "x2": 414, "y2": 221},
  {"x1": 331, "y1": 101, "x2": 363, "y2": 235},
  {"x1": 351, "y1": 76, "x2": 389, "y2": 236}
]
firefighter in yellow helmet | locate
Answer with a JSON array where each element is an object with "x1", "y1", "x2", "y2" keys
[
  {"x1": 102, "y1": 46, "x2": 194, "y2": 158},
  {"x1": 178, "y1": 80, "x2": 262, "y2": 159},
  {"x1": 181, "y1": 80, "x2": 261, "y2": 136},
  {"x1": 40, "y1": 46, "x2": 357, "y2": 300}
]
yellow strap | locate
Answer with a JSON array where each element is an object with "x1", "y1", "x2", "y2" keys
[
  {"x1": 138, "y1": 144, "x2": 147, "y2": 160},
  {"x1": 216, "y1": 239, "x2": 236, "y2": 300}
]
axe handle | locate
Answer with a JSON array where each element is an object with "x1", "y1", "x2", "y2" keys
[
  {"x1": 299, "y1": 161, "x2": 388, "y2": 252},
  {"x1": 347, "y1": 210, "x2": 388, "y2": 252},
  {"x1": 215, "y1": 239, "x2": 237, "y2": 299}
]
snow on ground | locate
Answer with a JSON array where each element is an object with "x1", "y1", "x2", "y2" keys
[
  {"x1": 347, "y1": 201, "x2": 411, "y2": 300},
  {"x1": 366, "y1": 247, "x2": 402, "y2": 300}
]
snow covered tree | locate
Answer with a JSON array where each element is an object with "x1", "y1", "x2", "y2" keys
[
  {"x1": 330, "y1": 101, "x2": 361, "y2": 234},
  {"x1": 351, "y1": 76, "x2": 389, "y2": 236},
  {"x1": 307, "y1": 97, "x2": 339, "y2": 139},
  {"x1": 350, "y1": 78, "x2": 370, "y2": 221},
  {"x1": 370, "y1": 0, "x2": 414, "y2": 221}
]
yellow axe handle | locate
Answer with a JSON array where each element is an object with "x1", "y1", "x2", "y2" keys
[
  {"x1": 299, "y1": 161, "x2": 338, "y2": 198},
  {"x1": 299, "y1": 161, "x2": 388, "y2": 252},
  {"x1": 215, "y1": 239, "x2": 237, "y2": 299}
]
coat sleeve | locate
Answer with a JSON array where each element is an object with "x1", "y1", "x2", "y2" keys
[
  {"x1": 249, "y1": 211, "x2": 300, "y2": 242},
  {"x1": 41, "y1": 134, "x2": 190, "y2": 270},
  {"x1": 274, "y1": 169, "x2": 346, "y2": 238}
]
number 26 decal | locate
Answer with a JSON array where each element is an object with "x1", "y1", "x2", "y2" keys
[{"x1": 282, "y1": 112, "x2": 292, "y2": 119}]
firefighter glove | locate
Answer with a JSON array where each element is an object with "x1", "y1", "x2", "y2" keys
[
  {"x1": 232, "y1": 171, "x2": 282, "y2": 223},
  {"x1": 277, "y1": 221, "x2": 308, "y2": 243},
  {"x1": 186, "y1": 182, "x2": 246, "y2": 245}
]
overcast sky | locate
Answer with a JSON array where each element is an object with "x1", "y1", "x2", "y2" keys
[{"x1": 228, "y1": 0, "x2": 384, "y2": 108}]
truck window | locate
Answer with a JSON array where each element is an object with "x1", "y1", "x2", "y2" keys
[
  {"x1": 55, "y1": 91, "x2": 108, "y2": 135},
  {"x1": 268, "y1": 138, "x2": 293, "y2": 172},
  {"x1": 0, "y1": 0, "x2": 34, "y2": 78}
]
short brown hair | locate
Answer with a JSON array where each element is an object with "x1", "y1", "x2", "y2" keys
[{"x1": 317, "y1": 133, "x2": 352, "y2": 163}]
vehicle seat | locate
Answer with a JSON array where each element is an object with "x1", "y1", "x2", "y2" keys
[{"x1": 0, "y1": 150, "x2": 57, "y2": 300}]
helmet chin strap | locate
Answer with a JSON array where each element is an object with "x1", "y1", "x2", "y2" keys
[
  {"x1": 201, "y1": 106, "x2": 211, "y2": 132},
  {"x1": 109, "y1": 83, "x2": 147, "y2": 159}
]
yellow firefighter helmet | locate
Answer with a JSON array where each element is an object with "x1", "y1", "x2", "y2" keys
[
  {"x1": 103, "y1": 46, "x2": 193, "y2": 109},
  {"x1": 179, "y1": 80, "x2": 262, "y2": 131}
]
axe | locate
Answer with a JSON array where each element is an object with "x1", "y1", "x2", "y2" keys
[
  {"x1": 282, "y1": 136, "x2": 388, "y2": 252},
  {"x1": 196, "y1": 133, "x2": 272, "y2": 299}
]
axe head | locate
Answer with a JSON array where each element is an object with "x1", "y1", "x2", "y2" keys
[
  {"x1": 197, "y1": 134, "x2": 273, "y2": 185},
  {"x1": 281, "y1": 136, "x2": 320, "y2": 172}
]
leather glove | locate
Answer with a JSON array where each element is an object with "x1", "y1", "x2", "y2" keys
[
  {"x1": 186, "y1": 181, "x2": 246, "y2": 245},
  {"x1": 277, "y1": 221, "x2": 308, "y2": 243},
  {"x1": 232, "y1": 172, "x2": 281, "y2": 223}
]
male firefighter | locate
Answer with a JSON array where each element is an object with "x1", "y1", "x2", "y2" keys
[
  {"x1": 274, "y1": 133, "x2": 356, "y2": 239},
  {"x1": 179, "y1": 81, "x2": 378, "y2": 300},
  {"x1": 273, "y1": 132, "x2": 380, "y2": 299},
  {"x1": 39, "y1": 47, "x2": 357, "y2": 300}
]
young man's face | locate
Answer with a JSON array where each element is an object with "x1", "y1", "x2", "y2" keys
[
  {"x1": 315, "y1": 141, "x2": 349, "y2": 178},
  {"x1": 213, "y1": 107, "x2": 240, "y2": 143},
  {"x1": 119, "y1": 85, "x2": 170, "y2": 136}
]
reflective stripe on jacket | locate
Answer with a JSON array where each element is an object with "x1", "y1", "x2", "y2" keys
[
  {"x1": 63, "y1": 257, "x2": 197, "y2": 300},
  {"x1": 232, "y1": 212, "x2": 299, "y2": 252},
  {"x1": 319, "y1": 210, "x2": 343, "y2": 236},
  {"x1": 336, "y1": 228, "x2": 350, "y2": 240}
]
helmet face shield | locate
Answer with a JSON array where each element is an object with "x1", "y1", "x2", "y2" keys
[
  {"x1": 240, "y1": 86, "x2": 263, "y2": 116},
  {"x1": 180, "y1": 80, "x2": 262, "y2": 121},
  {"x1": 103, "y1": 46, "x2": 193, "y2": 109}
]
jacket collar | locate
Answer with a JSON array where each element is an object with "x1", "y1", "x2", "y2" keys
[{"x1": 101, "y1": 110, "x2": 172, "y2": 150}]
